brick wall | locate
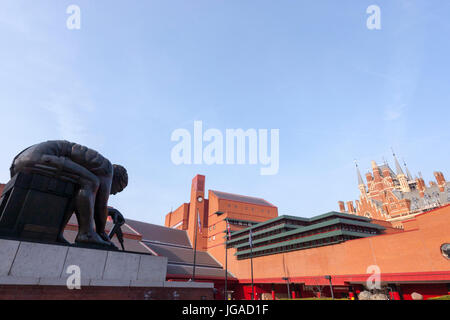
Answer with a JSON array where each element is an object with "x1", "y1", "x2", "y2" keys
[{"x1": 165, "y1": 203, "x2": 190, "y2": 230}]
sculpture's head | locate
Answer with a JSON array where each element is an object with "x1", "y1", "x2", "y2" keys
[{"x1": 111, "y1": 164, "x2": 128, "y2": 195}]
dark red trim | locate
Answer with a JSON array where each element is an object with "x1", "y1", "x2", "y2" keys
[{"x1": 238, "y1": 270, "x2": 450, "y2": 285}]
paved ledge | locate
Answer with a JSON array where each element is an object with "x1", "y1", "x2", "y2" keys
[
  {"x1": 0, "y1": 238, "x2": 167, "y2": 286},
  {"x1": 164, "y1": 281, "x2": 214, "y2": 288},
  {"x1": 0, "y1": 239, "x2": 214, "y2": 289},
  {"x1": 0, "y1": 276, "x2": 40, "y2": 285}
]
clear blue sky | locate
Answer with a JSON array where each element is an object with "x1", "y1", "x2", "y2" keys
[{"x1": 1, "y1": 1, "x2": 450, "y2": 225}]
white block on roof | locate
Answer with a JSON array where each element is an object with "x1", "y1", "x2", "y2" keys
[
  {"x1": 63, "y1": 246, "x2": 108, "y2": 280},
  {"x1": 10, "y1": 241, "x2": 68, "y2": 278},
  {"x1": 137, "y1": 254, "x2": 167, "y2": 281},
  {"x1": 0, "y1": 239, "x2": 20, "y2": 276},
  {"x1": 102, "y1": 251, "x2": 140, "y2": 281}
]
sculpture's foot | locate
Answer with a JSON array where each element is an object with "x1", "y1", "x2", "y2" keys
[
  {"x1": 75, "y1": 231, "x2": 115, "y2": 248},
  {"x1": 57, "y1": 233, "x2": 71, "y2": 245},
  {"x1": 98, "y1": 231, "x2": 111, "y2": 243},
  {"x1": 97, "y1": 231, "x2": 118, "y2": 250}
]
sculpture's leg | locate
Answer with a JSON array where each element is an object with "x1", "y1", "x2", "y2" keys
[
  {"x1": 74, "y1": 183, "x2": 97, "y2": 236},
  {"x1": 36, "y1": 155, "x2": 112, "y2": 247},
  {"x1": 94, "y1": 177, "x2": 113, "y2": 243},
  {"x1": 73, "y1": 177, "x2": 112, "y2": 247},
  {"x1": 57, "y1": 197, "x2": 76, "y2": 244}
]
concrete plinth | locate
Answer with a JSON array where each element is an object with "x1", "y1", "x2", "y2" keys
[{"x1": 0, "y1": 238, "x2": 213, "y2": 299}]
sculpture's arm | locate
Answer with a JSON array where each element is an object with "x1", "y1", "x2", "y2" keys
[{"x1": 38, "y1": 154, "x2": 99, "y2": 188}]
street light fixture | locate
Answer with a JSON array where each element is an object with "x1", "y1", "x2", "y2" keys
[
  {"x1": 324, "y1": 275, "x2": 334, "y2": 299},
  {"x1": 191, "y1": 195, "x2": 203, "y2": 282},
  {"x1": 282, "y1": 277, "x2": 291, "y2": 299}
]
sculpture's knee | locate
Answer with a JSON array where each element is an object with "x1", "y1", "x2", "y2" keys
[{"x1": 79, "y1": 176, "x2": 100, "y2": 194}]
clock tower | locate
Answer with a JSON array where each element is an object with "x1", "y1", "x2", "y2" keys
[{"x1": 187, "y1": 174, "x2": 207, "y2": 250}]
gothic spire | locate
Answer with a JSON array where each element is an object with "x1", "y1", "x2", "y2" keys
[
  {"x1": 392, "y1": 148, "x2": 404, "y2": 175},
  {"x1": 355, "y1": 160, "x2": 365, "y2": 186},
  {"x1": 403, "y1": 159, "x2": 413, "y2": 181}
]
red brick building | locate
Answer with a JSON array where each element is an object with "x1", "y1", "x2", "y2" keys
[
  {"x1": 339, "y1": 154, "x2": 450, "y2": 228},
  {"x1": 164, "y1": 174, "x2": 450, "y2": 300}
]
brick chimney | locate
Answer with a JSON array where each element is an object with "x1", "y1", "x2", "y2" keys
[
  {"x1": 366, "y1": 172, "x2": 373, "y2": 191},
  {"x1": 434, "y1": 171, "x2": 446, "y2": 192},
  {"x1": 416, "y1": 177, "x2": 426, "y2": 197},
  {"x1": 346, "y1": 201, "x2": 356, "y2": 214},
  {"x1": 338, "y1": 201, "x2": 346, "y2": 213}
]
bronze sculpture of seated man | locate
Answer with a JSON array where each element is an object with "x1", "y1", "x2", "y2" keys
[{"x1": 9, "y1": 140, "x2": 128, "y2": 248}]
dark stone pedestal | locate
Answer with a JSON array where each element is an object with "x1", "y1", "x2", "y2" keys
[{"x1": 0, "y1": 172, "x2": 76, "y2": 243}]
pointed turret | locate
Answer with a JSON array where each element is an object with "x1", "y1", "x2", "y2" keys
[
  {"x1": 392, "y1": 149, "x2": 404, "y2": 175},
  {"x1": 403, "y1": 159, "x2": 413, "y2": 181},
  {"x1": 355, "y1": 161, "x2": 367, "y2": 196},
  {"x1": 392, "y1": 149, "x2": 410, "y2": 192},
  {"x1": 355, "y1": 161, "x2": 364, "y2": 185}
]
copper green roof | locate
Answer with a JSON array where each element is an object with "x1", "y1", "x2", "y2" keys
[
  {"x1": 235, "y1": 230, "x2": 374, "y2": 257},
  {"x1": 232, "y1": 218, "x2": 382, "y2": 249},
  {"x1": 229, "y1": 211, "x2": 373, "y2": 239},
  {"x1": 226, "y1": 223, "x2": 298, "y2": 244}
]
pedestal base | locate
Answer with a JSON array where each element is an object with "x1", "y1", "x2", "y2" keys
[{"x1": 0, "y1": 239, "x2": 213, "y2": 300}]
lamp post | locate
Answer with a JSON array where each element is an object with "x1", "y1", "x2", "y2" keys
[
  {"x1": 224, "y1": 218, "x2": 228, "y2": 300},
  {"x1": 249, "y1": 227, "x2": 254, "y2": 300},
  {"x1": 282, "y1": 277, "x2": 291, "y2": 299},
  {"x1": 324, "y1": 275, "x2": 334, "y2": 299},
  {"x1": 191, "y1": 195, "x2": 203, "y2": 282}
]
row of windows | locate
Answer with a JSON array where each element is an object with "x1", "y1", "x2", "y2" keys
[
  {"x1": 236, "y1": 227, "x2": 339, "y2": 251},
  {"x1": 340, "y1": 225, "x2": 378, "y2": 234},
  {"x1": 225, "y1": 203, "x2": 272, "y2": 214},
  {"x1": 228, "y1": 220, "x2": 255, "y2": 227},
  {"x1": 208, "y1": 218, "x2": 255, "y2": 234},
  {"x1": 232, "y1": 222, "x2": 338, "y2": 248},
  {"x1": 233, "y1": 228, "x2": 286, "y2": 248},
  {"x1": 229, "y1": 223, "x2": 284, "y2": 246},
  {"x1": 286, "y1": 220, "x2": 308, "y2": 227}
]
